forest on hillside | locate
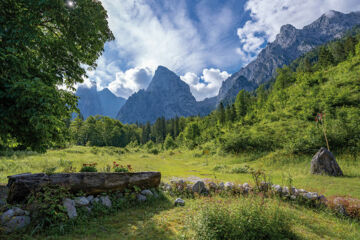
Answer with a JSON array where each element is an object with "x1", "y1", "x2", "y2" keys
[{"x1": 68, "y1": 32, "x2": 360, "y2": 157}]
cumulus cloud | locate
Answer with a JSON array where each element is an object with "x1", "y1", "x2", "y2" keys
[
  {"x1": 181, "y1": 68, "x2": 230, "y2": 101},
  {"x1": 236, "y1": 0, "x2": 360, "y2": 62},
  {"x1": 78, "y1": 0, "x2": 245, "y2": 98},
  {"x1": 108, "y1": 67, "x2": 153, "y2": 98}
]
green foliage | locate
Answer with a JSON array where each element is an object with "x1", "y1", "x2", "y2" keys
[
  {"x1": 0, "y1": 0, "x2": 114, "y2": 152},
  {"x1": 27, "y1": 185, "x2": 71, "y2": 231},
  {"x1": 192, "y1": 198, "x2": 296, "y2": 240},
  {"x1": 164, "y1": 134, "x2": 177, "y2": 150},
  {"x1": 80, "y1": 163, "x2": 97, "y2": 172}
]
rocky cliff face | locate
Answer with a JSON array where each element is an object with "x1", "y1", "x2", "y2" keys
[
  {"x1": 217, "y1": 10, "x2": 360, "y2": 104},
  {"x1": 117, "y1": 66, "x2": 215, "y2": 124},
  {"x1": 75, "y1": 85, "x2": 125, "y2": 119}
]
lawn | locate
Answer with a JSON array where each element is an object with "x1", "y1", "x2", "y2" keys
[
  {"x1": 1, "y1": 146, "x2": 360, "y2": 239},
  {"x1": 1, "y1": 146, "x2": 359, "y2": 198}
]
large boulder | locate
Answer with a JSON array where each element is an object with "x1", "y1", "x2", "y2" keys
[
  {"x1": 311, "y1": 147, "x2": 343, "y2": 176},
  {"x1": 7, "y1": 172, "x2": 161, "y2": 203}
]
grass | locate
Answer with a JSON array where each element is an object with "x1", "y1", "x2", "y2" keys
[
  {"x1": 1, "y1": 146, "x2": 359, "y2": 198},
  {"x1": 1, "y1": 146, "x2": 359, "y2": 239},
  {"x1": 5, "y1": 194, "x2": 360, "y2": 240}
]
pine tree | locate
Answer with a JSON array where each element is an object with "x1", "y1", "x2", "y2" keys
[
  {"x1": 218, "y1": 102, "x2": 226, "y2": 124},
  {"x1": 319, "y1": 46, "x2": 334, "y2": 67}
]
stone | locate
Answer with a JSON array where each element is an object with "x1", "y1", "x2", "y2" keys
[
  {"x1": 192, "y1": 181, "x2": 206, "y2": 194},
  {"x1": 174, "y1": 198, "x2": 185, "y2": 207},
  {"x1": 3, "y1": 216, "x2": 30, "y2": 232},
  {"x1": 152, "y1": 190, "x2": 159, "y2": 198},
  {"x1": 164, "y1": 183, "x2": 172, "y2": 192},
  {"x1": 311, "y1": 147, "x2": 343, "y2": 176},
  {"x1": 319, "y1": 195, "x2": 327, "y2": 203},
  {"x1": 242, "y1": 183, "x2": 250, "y2": 188},
  {"x1": 290, "y1": 195, "x2": 297, "y2": 200},
  {"x1": 272, "y1": 185, "x2": 282, "y2": 193},
  {"x1": 86, "y1": 195, "x2": 94, "y2": 202},
  {"x1": 91, "y1": 197, "x2": 100, "y2": 205},
  {"x1": 7, "y1": 171, "x2": 161, "y2": 203},
  {"x1": 218, "y1": 182, "x2": 225, "y2": 190},
  {"x1": 224, "y1": 182, "x2": 234, "y2": 190},
  {"x1": 1, "y1": 209, "x2": 15, "y2": 224},
  {"x1": 208, "y1": 182, "x2": 217, "y2": 191},
  {"x1": 303, "y1": 192, "x2": 318, "y2": 200},
  {"x1": 282, "y1": 187, "x2": 290, "y2": 195},
  {"x1": 141, "y1": 189, "x2": 153, "y2": 197},
  {"x1": 100, "y1": 196, "x2": 112, "y2": 208},
  {"x1": 137, "y1": 194, "x2": 147, "y2": 202},
  {"x1": 63, "y1": 198, "x2": 77, "y2": 219},
  {"x1": 12, "y1": 207, "x2": 25, "y2": 216},
  {"x1": 74, "y1": 197, "x2": 89, "y2": 206}
]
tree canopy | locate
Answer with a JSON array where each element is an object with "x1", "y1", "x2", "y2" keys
[{"x1": 0, "y1": 0, "x2": 114, "y2": 152}]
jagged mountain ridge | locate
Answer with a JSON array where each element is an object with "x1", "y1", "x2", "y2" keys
[
  {"x1": 75, "y1": 85, "x2": 125, "y2": 119},
  {"x1": 116, "y1": 66, "x2": 216, "y2": 124},
  {"x1": 217, "y1": 10, "x2": 360, "y2": 104}
]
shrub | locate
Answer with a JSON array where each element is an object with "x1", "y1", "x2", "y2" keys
[
  {"x1": 230, "y1": 165, "x2": 250, "y2": 174},
  {"x1": 113, "y1": 161, "x2": 133, "y2": 173},
  {"x1": 27, "y1": 185, "x2": 71, "y2": 231},
  {"x1": 80, "y1": 163, "x2": 98, "y2": 172},
  {"x1": 149, "y1": 148, "x2": 159, "y2": 155},
  {"x1": 164, "y1": 134, "x2": 177, "y2": 150},
  {"x1": 192, "y1": 198, "x2": 296, "y2": 240}
]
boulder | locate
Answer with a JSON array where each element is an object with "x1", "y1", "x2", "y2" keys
[
  {"x1": 100, "y1": 196, "x2": 112, "y2": 207},
  {"x1": 74, "y1": 197, "x2": 89, "y2": 206},
  {"x1": 7, "y1": 172, "x2": 161, "y2": 203},
  {"x1": 63, "y1": 198, "x2": 77, "y2": 219},
  {"x1": 137, "y1": 194, "x2": 147, "y2": 202},
  {"x1": 86, "y1": 195, "x2": 94, "y2": 202},
  {"x1": 3, "y1": 216, "x2": 30, "y2": 232},
  {"x1": 174, "y1": 198, "x2": 185, "y2": 206},
  {"x1": 141, "y1": 189, "x2": 153, "y2": 197},
  {"x1": 192, "y1": 181, "x2": 206, "y2": 194},
  {"x1": 311, "y1": 147, "x2": 343, "y2": 176},
  {"x1": 207, "y1": 182, "x2": 217, "y2": 191},
  {"x1": 224, "y1": 182, "x2": 234, "y2": 190}
]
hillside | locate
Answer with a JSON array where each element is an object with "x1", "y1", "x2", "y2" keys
[{"x1": 217, "y1": 10, "x2": 360, "y2": 104}]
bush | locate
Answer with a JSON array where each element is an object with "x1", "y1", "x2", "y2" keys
[
  {"x1": 148, "y1": 148, "x2": 159, "y2": 155},
  {"x1": 192, "y1": 198, "x2": 296, "y2": 240},
  {"x1": 80, "y1": 163, "x2": 97, "y2": 172},
  {"x1": 164, "y1": 134, "x2": 177, "y2": 150}
]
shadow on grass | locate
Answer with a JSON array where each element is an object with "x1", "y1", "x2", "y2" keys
[{"x1": 4, "y1": 197, "x2": 177, "y2": 240}]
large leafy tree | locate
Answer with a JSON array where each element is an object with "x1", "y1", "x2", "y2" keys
[{"x1": 0, "y1": 0, "x2": 114, "y2": 151}]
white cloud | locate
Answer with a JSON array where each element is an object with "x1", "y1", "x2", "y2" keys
[
  {"x1": 79, "y1": 0, "x2": 243, "y2": 98},
  {"x1": 237, "y1": 0, "x2": 360, "y2": 62},
  {"x1": 181, "y1": 68, "x2": 230, "y2": 101},
  {"x1": 108, "y1": 67, "x2": 153, "y2": 98}
]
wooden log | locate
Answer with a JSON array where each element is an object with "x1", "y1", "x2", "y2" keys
[{"x1": 7, "y1": 172, "x2": 161, "y2": 203}]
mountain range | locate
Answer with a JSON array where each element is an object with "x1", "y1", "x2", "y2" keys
[
  {"x1": 76, "y1": 10, "x2": 360, "y2": 123},
  {"x1": 116, "y1": 66, "x2": 216, "y2": 124},
  {"x1": 217, "y1": 10, "x2": 360, "y2": 104},
  {"x1": 75, "y1": 84, "x2": 125, "y2": 119}
]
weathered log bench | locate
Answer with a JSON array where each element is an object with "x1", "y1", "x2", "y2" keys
[{"x1": 7, "y1": 172, "x2": 161, "y2": 203}]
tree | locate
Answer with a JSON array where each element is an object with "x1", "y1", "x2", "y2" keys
[
  {"x1": 318, "y1": 46, "x2": 334, "y2": 67},
  {"x1": 234, "y1": 90, "x2": 250, "y2": 118},
  {"x1": 164, "y1": 134, "x2": 177, "y2": 150},
  {"x1": 0, "y1": 0, "x2": 114, "y2": 152},
  {"x1": 218, "y1": 102, "x2": 226, "y2": 124}
]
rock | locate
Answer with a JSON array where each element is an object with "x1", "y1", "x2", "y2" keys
[
  {"x1": 259, "y1": 182, "x2": 270, "y2": 191},
  {"x1": 192, "y1": 181, "x2": 206, "y2": 194},
  {"x1": 7, "y1": 172, "x2": 161, "y2": 203},
  {"x1": 174, "y1": 198, "x2": 185, "y2": 206},
  {"x1": 208, "y1": 182, "x2": 217, "y2": 191},
  {"x1": 137, "y1": 194, "x2": 147, "y2": 202},
  {"x1": 242, "y1": 183, "x2": 250, "y2": 188},
  {"x1": 164, "y1": 183, "x2": 172, "y2": 192},
  {"x1": 282, "y1": 187, "x2": 290, "y2": 195},
  {"x1": 74, "y1": 197, "x2": 89, "y2": 206},
  {"x1": 91, "y1": 197, "x2": 100, "y2": 205},
  {"x1": 84, "y1": 206, "x2": 92, "y2": 213},
  {"x1": 1, "y1": 209, "x2": 15, "y2": 224},
  {"x1": 141, "y1": 189, "x2": 153, "y2": 197},
  {"x1": 152, "y1": 190, "x2": 159, "y2": 198},
  {"x1": 224, "y1": 182, "x2": 234, "y2": 190},
  {"x1": 3, "y1": 216, "x2": 30, "y2": 232},
  {"x1": 319, "y1": 195, "x2": 327, "y2": 203},
  {"x1": 12, "y1": 207, "x2": 25, "y2": 216},
  {"x1": 218, "y1": 182, "x2": 225, "y2": 190},
  {"x1": 100, "y1": 196, "x2": 112, "y2": 208},
  {"x1": 63, "y1": 198, "x2": 77, "y2": 219},
  {"x1": 290, "y1": 195, "x2": 297, "y2": 200},
  {"x1": 303, "y1": 192, "x2": 318, "y2": 200},
  {"x1": 272, "y1": 185, "x2": 282, "y2": 193},
  {"x1": 311, "y1": 147, "x2": 343, "y2": 176},
  {"x1": 298, "y1": 189, "x2": 307, "y2": 194},
  {"x1": 86, "y1": 195, "x2": 94, "y2": 202}
]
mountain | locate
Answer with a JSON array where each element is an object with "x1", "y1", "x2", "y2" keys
[
  {"x1": 116, "y1": 66, "x2": 215, "y2": 124},
  {"x1": 75, "y1": 85, "x2": 125, "y2": 119},
  {"x1": 217, "y1": 10, "x2": 360, "y2": 104}
]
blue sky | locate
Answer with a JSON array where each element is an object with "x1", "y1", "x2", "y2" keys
[{"x1": 82, "y1": 0, "x2": 360, "y2": 100}]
